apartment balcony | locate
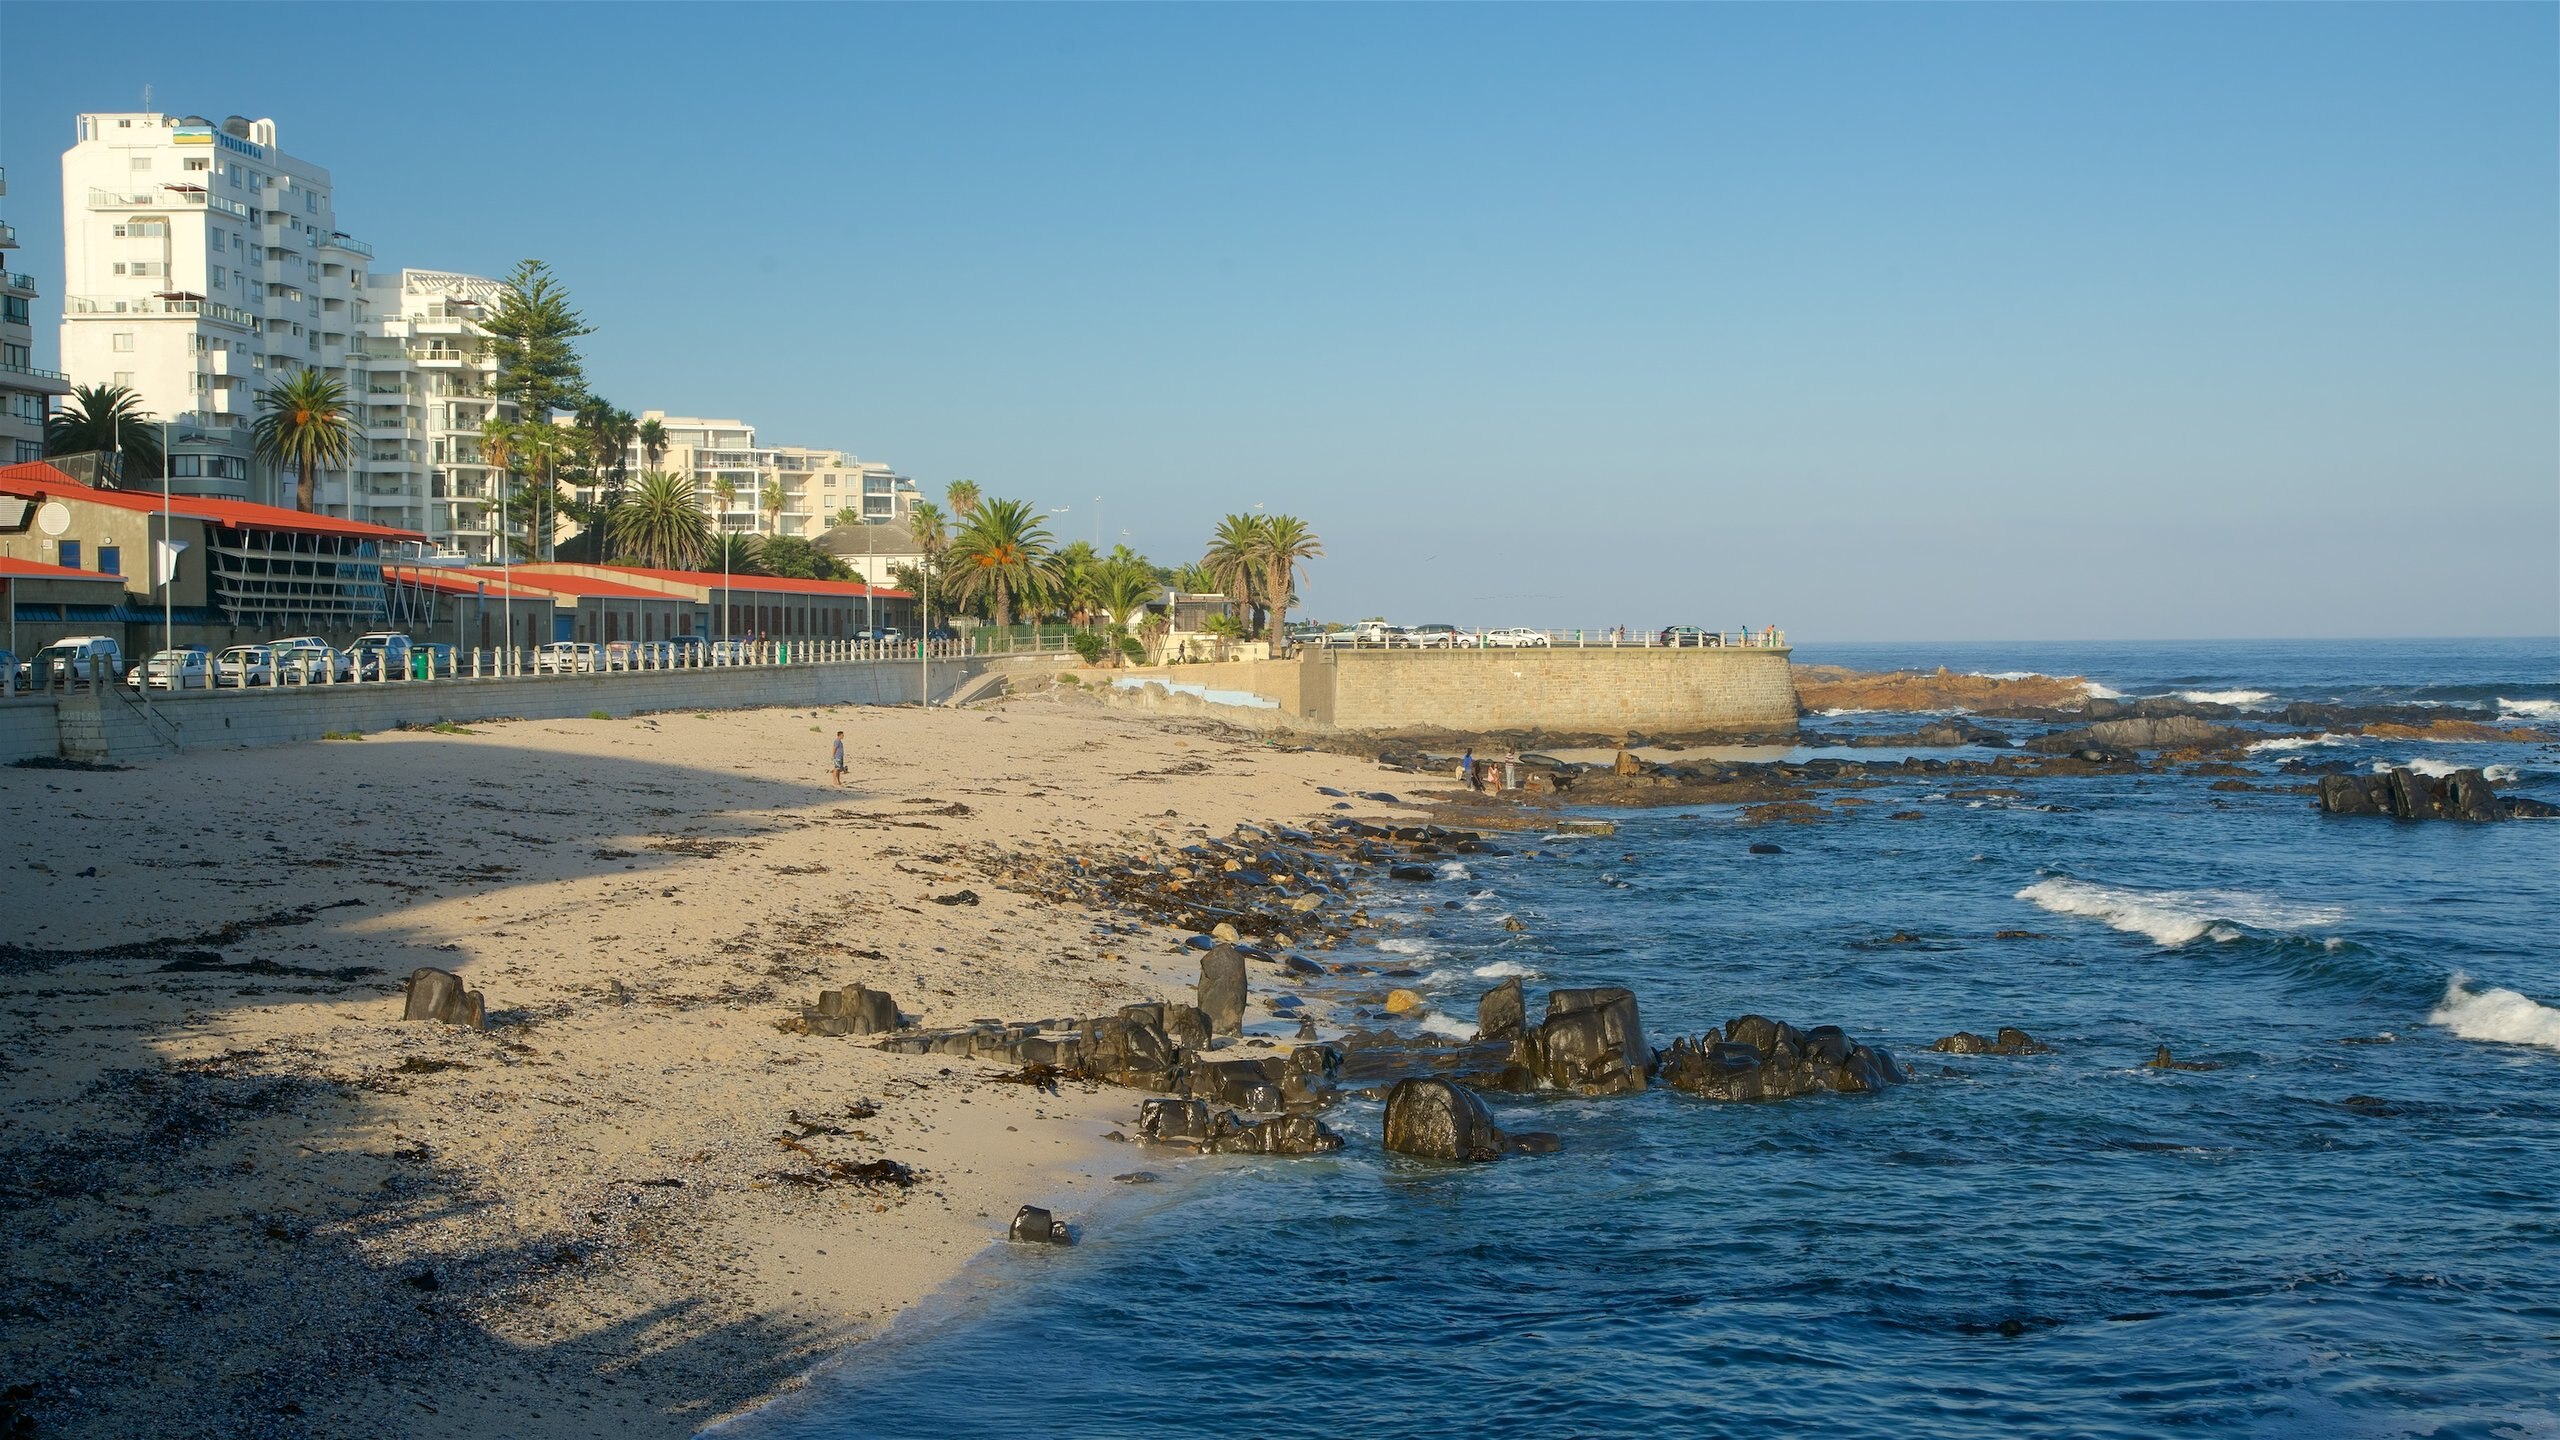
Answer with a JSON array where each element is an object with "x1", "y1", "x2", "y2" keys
[
  {"x1": 411, "y1": 348, "x2": 473, "y2": 366},
  {"x1": 64, "y1": 294, "x2": 259, "y2": 329},
  {"x1": 0, "y1": 359, "x2": 68, "y2": 385},
  {"x1": 3, "y1": 272, "x2": 33, "y2": 294},
  {"x1": 320, "y1": 232, "x2": 373, "y2": 258},
  {"x1": 367, "y1": 421, "x2": 420, "y2": 440},
  {"x1": 86, "y1": 187, "x2": 249, "y2": 221},
  {"x1": 0, "y1": 222, "x2": 15, "y2": 250}
]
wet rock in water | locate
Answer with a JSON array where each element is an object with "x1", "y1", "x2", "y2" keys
[
  {"x1": 1137, "y1": 1097, "x2": 1213, "y2": 1143},
  {"x1": 1008, "y1": 1205, "x2": 1073, "y2": 1244},
  {"x1": 2028, "y1": 715, "x2": 2237, "y2": 754},
  {"x1": 1382, "y1": 1077, "x2": 1508, "y2": 1162},
  {"x1": 1556, "y1": 820, "x2": 1618, "y2": 837},
  {"x1": 1204, "y1": 1111, "x2": 1346, "y2": 1156},
  {"x1": 1189, "y1": 1057, "x2": 1286, "y2": 1112},
  {"x1": 1083, "y1": 1008, "x2": 1183, "y2": 1091},
  {"x1": 1476, "y1": 976, "x2": 1526, "y2": 1041},
  {"x1": 1282, "y1": 954, "x2": 1324, "y2": 977},
  {"x1": 804, "y1": 983, "x2": 899, "y2": 1037},
  {"x1": 1932, "y1": 1027, "x2": 2054, "y2": 1056},
  {"x1": 1282, "y1": 1044, "x2": 1343, "y2": 1107},
  {"x1": 1198, "y1": 944, "x2": 1248, "y2": 1036},
  {"x1": 2145, "y1": 1046, "x2": 2221, "y2": 1072},
  {"x1": 2509, "y1": 796, "x2": 2560, "y2": 819},
  {"x1": 1664, "y1": 1014, "x2": 1907, "y2": 1101},
  {"x1": 1389, "y1": 865, "x2": 1437, "y2": 882},
  {"x1": 1296, "y1": 1015, "x2": 1319, "y2": 1041},
  {"x1": 1113, "y1": 1171, "x2": 1162, "y2": 1184},
  {"x1": 402, "y1": 967, "x2": 485, "y2": 1029},
  {"x1": 1520, "y1": 986, "x2": 1652, "y2": 1095},
  {"x1": 1384, "y1": 988, "x2": 1425, "y2": 1015},
  {"x1": 1748, "y1": 842, "x2": 1784, "y2": 855},
  {"x1": 2322, "y1": 767, "x2": 2512, "y2": 822},
  {"x1": 1505, "y1": 1131, "x2": 1564, "y2": 1154}
]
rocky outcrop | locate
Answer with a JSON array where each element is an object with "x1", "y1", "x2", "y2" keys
[
  {"x1": 2318, "y1": 768, "x2": 2515, "y2": 822},
  {"x1": 1931, "y1": 1027, "x2": 2054, "y2": 1055},
  {"x1": 1475, "y1": 976, "x2": 1526, "y2": 1041},
  {"x1": 1659, "y1": 1014, "x2": 1906, "y2": 1101},
  {"x1": 401, "y1": 967, "x2": 485, "y2": 1029},
  {"x1": 1793, "y1": 666, "x2": 2092, "y2": 714},
  {"x1": 2027, "y1": 716, "x2": 2236, "y2": 754},
  {"x1": 1203, "y1": 1111, "x2": 1344, "y2": 1156},
  {"x1": 1517, "y1": 986, "x2": 1652, "y2": 1095},
  {"x1": 1197, "y1": 944, "x2": 1247, "y2": 1035},
  {"x1": 1382, "y1": 1078, "x2": 1508, "y2": 1161},
  {"x1": 803, "y1": 984, "x2": 898, "y2": 1036}
]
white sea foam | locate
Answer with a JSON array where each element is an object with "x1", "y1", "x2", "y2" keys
[
  {"x1": 1418, "y1": 1012, "x2": 1477, "y2": 1040},
  {"x1": 1970, "y1": 670, "x2": 2038, "y2": 681},
  {"x1": 1436, "y1": 861, "x2": 1472, "y2": 882},
  {"x1": 2432, "y1": 974, "x2": 2560, "y2": 1052},
  {"x1": 2247, "y1": 733, "x2": 2348, "y2": 753},
  {"x1": 2371, "y1": 758, "x2": 2520, "y2": 782},
  {"x1": 2082, "y1": 682, "x2": 2126, "y2": 701},
  {"x1": 2497, "y1": 698, "x2": 2560, "y2": 721},
  {"x1": 2016, "y1": 878, "x2": 2345, "y2": 948},
  {"x1": 2175, "y1": 689, "x2": 2275, "y2": 707},
  {"x1": 1375, "y1": 937, "x2": 1434, "y2": 956},
  {"x1": 1471, "y1": 959, "x2": 1540, "y2": 980},
  {"x1": 1816, "y1": 707, "x2": 1883, "y2": 717}
]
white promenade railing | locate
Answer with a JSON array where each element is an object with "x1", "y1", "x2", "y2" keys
[
  {"x1": 1309, "y1": 628, "x2": 1788, "y2": 651},
  {"x1": 2, "y1": 637, "x2": 981, "y2": 700}
]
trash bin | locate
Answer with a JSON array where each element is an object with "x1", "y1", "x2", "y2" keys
[{"x1": 413, "y1": 651, "x2": 430, "y2": 680}]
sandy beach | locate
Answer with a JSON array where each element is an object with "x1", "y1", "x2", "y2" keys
[{"x1": 0, "y1": 691, "x2": 1402, "y2": 1438}]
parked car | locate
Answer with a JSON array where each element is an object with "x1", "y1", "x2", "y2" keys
[
  {"x1": 1408, "y1": 623, "x2": 1464, "y2": 648},
  {"x1": 666, "y1": 634, "x2": 709, "y2": 667},
  {"x1": 1658, "y1": 626, "x2": 1720, "y2": 648},
  {"x1": 135, "y1": 648, "x2": 215, "y2": 691},
  {"x1": 708, "y1": 639, "x2": 754, "y2": 665},
  {"x1": 346, "y1": 632, "x2": 415, "y2": 679},
  {"x1": 26, "y1": 635, "x2": 125, "y2": 689},
  {"x1": 0, "y1": 650, "x2": 14, "y2": 692},
  {"x1": 604, "y1": 640, "x2": 676, "y2": 671},
  {"x1": 857, "y1": 626, "x2": 904, "y2": 644},
  {"x1": 535, "y1": 641, "x2": 601, "y2": 674},
  {"x1": 924, "y1": 625, "x2": 959, "y2": 643},
  {"x1": 1483, "y1": 628, "x2": 1553, "y2": 648},
  {"x1": 273, "y1": 643, "x2": 351, "y2": 684},
  {"x1": 268, "y1": 634, "x2": 330, "y2": 654},
  {"x1": 215, "y1": 644, "x2": 279, "y2": 687}
]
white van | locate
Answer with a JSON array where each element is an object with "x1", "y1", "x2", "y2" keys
[{"x1": 25, "y1": 636, "x2": 124, "y2": 689}]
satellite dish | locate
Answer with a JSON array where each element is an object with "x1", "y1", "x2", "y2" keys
[{"x1": 35, "y1": 502, "x2": 71, "y2": 538}]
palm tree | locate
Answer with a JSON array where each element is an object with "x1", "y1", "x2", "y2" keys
[
  {"x1": 832, "y1": 506, "x2": 862, "y2": 530},
  {"x1": 946, "y1": 496, "x2": 1059, "y2": 630},
  {"x1": 707, "y1": 531, "x2": 763, "y2": 576},
  {"x1": 638, "y1": 417, "x2": 669, "y2": 471},
  {"x1": 1255, "y1": 514, "x2": 1323, "y2": 650},
  {"x1": 1098, "y1": 558, "x2": 1158, "y2": 663},
  {"x1": 1054, "y1": 540, "x2": 1101, "y2": 628},
  {"x1": 512, "y1": 420, "x2": 575, "y2": 560},
  {"x1": 611, "y1": 471, "x2": 711, "y2": 570},
  {"x1": 759, "y1": 479, "x2": 786, "y2": 537},
  {"x1": 1202, "y1": 513, "x2": 1265, "y2": 631},
  {"x1": 44, "y1": 383, "x2": 162, "y2": 483},
  {"x1": 251, "y1": 367, "x2": 357, "y2": 512},
  {"x1": 908, "y1": 501, "x2": 948, "y2": 557},
  {"x1": 1171, "y1": 561, "x2": 1217, "y2": 595},
  {"x1": 944, "y1": 479, "x2": 981, "y2": 518},
  {"x1": 1201, "y1": 612, "x2": 1246, "y2": 663}
]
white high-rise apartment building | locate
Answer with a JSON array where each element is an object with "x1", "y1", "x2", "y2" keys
[
  {"x1": 1, "y1": 167, "x2": 73, "y2": 465},
  {"x1": 60, "y1": 112, "x2": 373, "y2": 504},
  {"x1": 355, "y1": 270, "x2": 509, "y2": 556},
  {"x1": 623, "y1": 411, "x2": 916, "y2": 539}
]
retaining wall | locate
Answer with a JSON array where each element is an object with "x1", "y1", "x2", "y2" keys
[
  {"x1": 1313, "y1": 646, "x2": 1796, "y2": 733},
  {"x1": 0, "y1": 657, "x2": 991, "y2": 766}
]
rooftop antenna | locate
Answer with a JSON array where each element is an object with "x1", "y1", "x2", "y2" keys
[{"x1": 142, "y1": 84, "x2": 152, "y2": 110}]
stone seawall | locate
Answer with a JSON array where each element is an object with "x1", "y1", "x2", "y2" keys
[
  {"x1": 1, "y1": 657, "x2": 997, "y2": 766},
  {"x1": 1109, "y1": 647, "x2": 1797, "y2": 735}
]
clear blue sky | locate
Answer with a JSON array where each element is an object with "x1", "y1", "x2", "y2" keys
[{"x1": 7, "y1": 3, "x2": 2553, "y2": 640}]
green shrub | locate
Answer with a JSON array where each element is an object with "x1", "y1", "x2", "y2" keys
[
  {"x1": 1056, "y1": 672, "x2": 1083, "y2": 687},
  {"x1": 589, "y1": 709, "x2": 612, "y2": 721},
  {"x1": 1068, "y1": 631, "x2": 1107, "y2": 665},
  {"x1": 320, "y1": 731, "x2": 364, "y2": 741},
  {"x1": 1116, "y1": 635, "x2": 1146, "y2": 663}
]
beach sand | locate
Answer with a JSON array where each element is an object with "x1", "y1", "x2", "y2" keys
[{"x1": 0, "y1": 693, "x2": 1397, "y2": 1438}]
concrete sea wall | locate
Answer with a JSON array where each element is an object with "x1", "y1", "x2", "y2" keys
[
  {"x1": 1109, "y1": 647, "x2": 1798, "y2": 735},
  {"x1": 0, "y1": 656, "x2": 999, "y2": 766}
]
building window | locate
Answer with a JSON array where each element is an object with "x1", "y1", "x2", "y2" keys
[
  {"x1": 114, "y1": 371, "x2": 134, "y2": 386},
  {"x1": 97, "y1": 546, "x2": 121, "y2": 576},
  {"x1": 12, "y1": 442, "x2": 38, "y2": 464},
  {"x1": 184, "y1": 157, "x2": 209, "y2": 172},
  {"x1": 1, "y1": 297, "x2": 26, "y2": 324},
  {"x1": 131, "y1": 155, "x2": 152, "y2": 171},
  {"x1": 112, "y1": 333, "x2": 135, "y2": 352},
  {"x1": 57, "y1": 541, "x2": 80, "y2": 570}
]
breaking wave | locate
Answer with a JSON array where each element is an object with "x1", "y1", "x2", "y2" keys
[
  {"x1": 2176, "y1": 689, "x2": 2276, "y2": 707},
  {"x1": 2371, "y1": 758, "x2": 2519, "y2": 782},
  {"x1": 1471, "y1": 959, "x2": 1540, "y2": 979},
  {"x1": 2498, "y1": 698, "x2": 2560, "y2": 721},
  {"x1": 2248, "y1": 733, "x2": 2349, "y2": 753},
  {"x1": 1417, "y1": 1012, "x2": 1477, "y2": 1040},
  {"x1": 2016, "y1": 877, "x2": 2346, "y2": 948},
  {"x1": 1437, "y1": 862, "x2": 1473, "y2": 882},
  {"x1": 2082, "y1": 682, "x2": 2127, "y2": 701},
  {"x1": 2432, "y1": 974, "x2": 2560, "y2": 1052},
  {"x1": 1375, "y1": 937, "x2": 1435, "y2": 957}
]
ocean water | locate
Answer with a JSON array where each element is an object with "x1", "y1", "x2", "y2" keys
[{"x1": 737, "y1": 639, "x2": 2560, "y2": 1439}]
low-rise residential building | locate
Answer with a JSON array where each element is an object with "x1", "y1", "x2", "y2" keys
[
  {"x1": 2, "y1": 167, "x2": 73, "y2": 468},
  {"x1": 813, "y1": 519, "x2": 926, "y2": 587},
  {"x1": 619, "y1": 413, "x2": 918, "y2": 540},
  {"x1": 0, "y1": 458, "x2": 427, "y2": 653}
]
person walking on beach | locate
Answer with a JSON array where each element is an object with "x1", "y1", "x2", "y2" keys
[{"x1": 831, "y1": 730, "x2": 848, "y2": 786}]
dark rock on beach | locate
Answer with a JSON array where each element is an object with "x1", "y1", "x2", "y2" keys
[
  {"x1": 401, "y1": 966, "x2": 485, "y2": 1029},
  {"x1": 1932, "y1": 1027, "x2": 2054, "y2": 1056},
  {"x1": 803, "y1": 983, "x2": 899, "y2": 1036},
  {"x1": 1198, "y1": 943, "x2": 1248, "y2": 1035},
  {"x1": 1008, "y1": 1205, "x2": 1074, "y2": 1244}
]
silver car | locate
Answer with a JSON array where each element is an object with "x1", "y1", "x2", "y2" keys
[{"x1": 215, "y1": 644, "x2": 278, "y2": 687}]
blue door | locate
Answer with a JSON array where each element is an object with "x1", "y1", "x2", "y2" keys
[{"x1": 554, "y1": 613, "x2": 575, "y2": 642}]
